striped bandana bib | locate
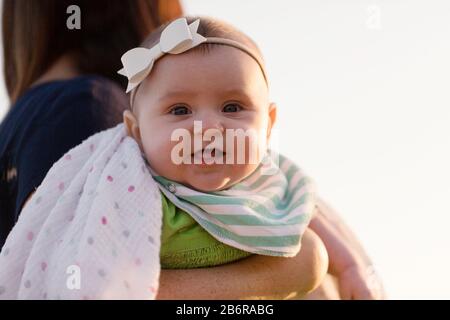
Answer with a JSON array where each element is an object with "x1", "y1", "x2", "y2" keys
[{"x1": 150, "y1": 151, "x2": 316, "y2": 257}]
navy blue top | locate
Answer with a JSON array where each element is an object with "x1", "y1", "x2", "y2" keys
[{"x1": 0, "y1": 75, "x2": 129, "y2": 247}]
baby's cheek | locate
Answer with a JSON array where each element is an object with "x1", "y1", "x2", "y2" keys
[
  {"x1": 141, "y1": 136, "x2": 172, "y2": 167},
  {"x1": 228, "y1": 120, "x2": 269, "y2": 155},
  {"x1": 146, "y1": 143, "x2": 187, "y2": 182},
  {"x1": 141, "y1": 131, "x2": 161, "y2": 162}
]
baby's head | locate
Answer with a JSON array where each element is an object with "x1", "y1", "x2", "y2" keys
[{"x1": 123, "y1": 17, "x2": 277, "y2": 192}]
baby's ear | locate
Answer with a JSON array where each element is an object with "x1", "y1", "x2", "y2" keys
[
  {"x1": 267, "y1": 102, "x2": 277, "y2": 139},
  {"x1": 123, "y1": 110, "x2": 141, "y2": 144}
]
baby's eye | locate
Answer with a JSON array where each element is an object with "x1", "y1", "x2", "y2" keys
[
  {"x1": 222, "y1": 103, "x2": 243, "y2": 113},
  {"x1": 169, "y1": 105, "x2": 191, "y2": 115}
]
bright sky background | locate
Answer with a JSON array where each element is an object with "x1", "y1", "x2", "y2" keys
[{"x1": 1, "y1": 0, "x2": 449, "y2": 299}]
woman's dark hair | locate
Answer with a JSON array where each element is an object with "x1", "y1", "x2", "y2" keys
[{"x1": 2, "y1": 0, "x2": 182, "y2": 104}]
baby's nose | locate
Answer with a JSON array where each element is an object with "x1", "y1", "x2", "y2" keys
[
  {"x1": 192, "y1": 118, "x2": 225, "y2": 135},
  {"x1": 189, "y1": 119, "x2": 226, "y2": 153}
]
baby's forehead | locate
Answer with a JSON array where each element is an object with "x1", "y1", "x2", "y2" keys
[{"x1": 144, "y1": 46, "x2": 268, "y2": 93}]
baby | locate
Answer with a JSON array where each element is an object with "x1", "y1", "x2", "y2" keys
[{"x1": 120, "y1": 17, "x2": 378, "y2": 298}]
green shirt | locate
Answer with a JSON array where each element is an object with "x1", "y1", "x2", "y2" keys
[{"x1": 160, "y1": 193, "x2": 253, "y2": 269}]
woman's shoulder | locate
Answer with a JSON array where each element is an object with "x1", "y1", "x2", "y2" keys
[
  {"x1": 49, "y1": 74, "x2": 129, "y2": 128},
  {"x1": 1, "y1": 75, "x2": 128, "y2": 136},
  {"x1": 17, "y1": 74, "x2": 126, "y2": 105},
  {"x1": 0, "y1": 74, "x2": 130, "y2": 172},
  {"x1": 54, "y1": 74, "x2": 128, "y2": 108},
  {"x1": 30, "y1": 75, "x2": 128, "y2": 126}
]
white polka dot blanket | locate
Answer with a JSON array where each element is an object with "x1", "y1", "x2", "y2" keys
[{"x1": 0, "y1": 124, "x2": 162, "y2": 299}]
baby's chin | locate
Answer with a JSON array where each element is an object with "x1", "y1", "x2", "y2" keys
[
  {"x1": 180, "y1": 163, "x2": 259, "y2": 192},
  {"x1": 176, "y1": 168, "x2": 236, "y2": 192},
  {"x1": 185, "y1": 175, "x2": 233, "y2": 193}
]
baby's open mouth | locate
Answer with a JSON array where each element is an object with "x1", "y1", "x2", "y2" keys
[{"x1": 191, "y1": 147, "x2": 226, "y2": 164}]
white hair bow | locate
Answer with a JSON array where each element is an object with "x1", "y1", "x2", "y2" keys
[{"x1": 118, "y1": 18, "x2": 206, "y2": 93}]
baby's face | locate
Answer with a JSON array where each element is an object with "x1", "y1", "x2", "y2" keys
[{"x1": 124, "y1": 46, "x2": 276, "y2": 192}]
